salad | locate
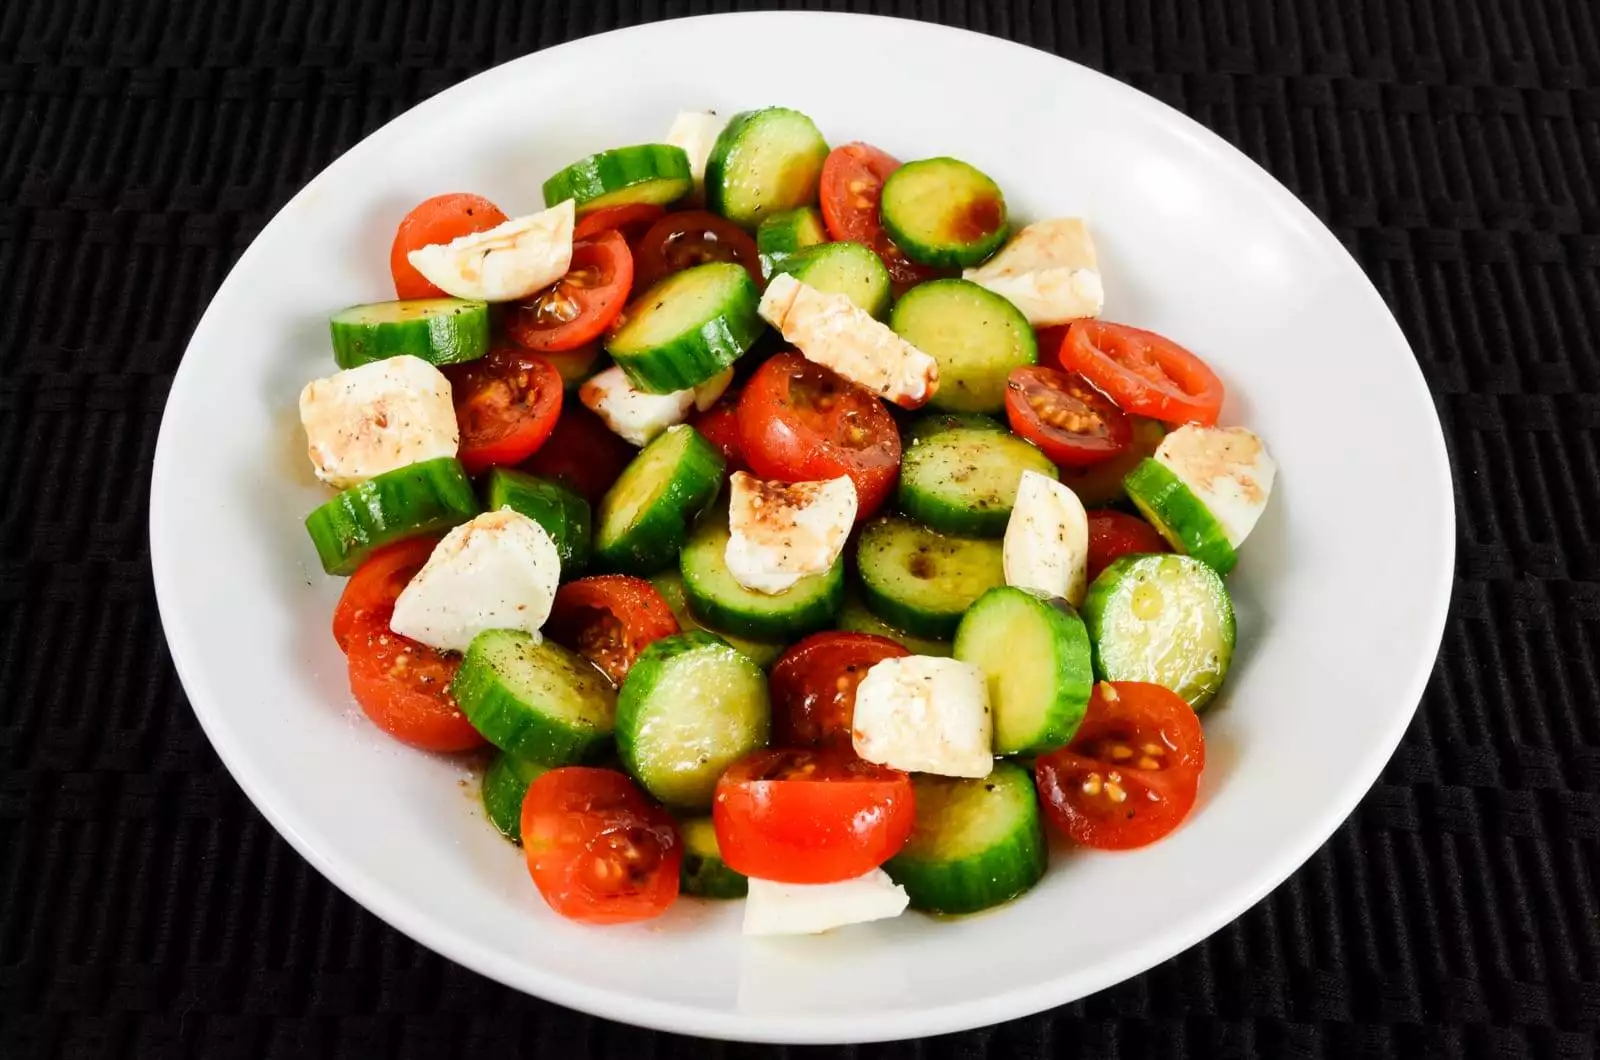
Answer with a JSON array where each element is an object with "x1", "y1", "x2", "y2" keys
[{"x1": 298, "y1": 106, "x2": 1277, "y2": 933}]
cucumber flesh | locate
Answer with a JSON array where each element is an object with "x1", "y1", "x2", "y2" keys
[
  {"x1": 889, "y1": 279, "x2": 1036, "y2": 413},
  {"x1": 484, "y1": 469, "x2": 592, "y2": 580},
  {"x1": 305, "y1": 457, "x2": 480, "y2": 576},
  {"x1": 606, "y1": 262, "x2": 764, "y2": 393},
  {"x1": 451, "y1": 629, "x2": 618, "y2": 763},
  {"x1": 855, "y1": 517, "x2": 1005, "y2": 640},
  {"x1": 648, "y1": 571, "x2": 786, "y2": 669},
  {"x1": 897, "y1": 418, "x2": 1058, "y2": 537},
  {"x1": 837, "y1": 591, "x2": 953, "y2": 657},
  {"x1": 705, "y1": 107, "x2": 830, "y2": 229},
  {"x1": 678, "y1": 816, "x2": 749, "y2": 898},
  {"x1": 954, "y1": 586, "x2": 1093, "y2": 755},
  {"x1": 770, "y1": 241, "x2": 892, "y2": 319},
  {"x1": 1124, "y1": 458, "x2": 1238, "y2": 574},
  {"x1": 542, "y1": 144, "x2": 693, "y2": 213},
  {"x1": 880, "y1": 158, "x2": 1009, "y2": 268},
  {"x1": 595, "y1": 425, "x2": 725, "y2": 576},
  {"x1": 482, "y1": 751, "x2": 549, "y2": 843},
  {"x1": 330, "y1": 298, "x2": 490, "y2": 369},
  {"x1": 756, "y1": 206, "x2": 828, "y2": 279},
  {"x1": 679, "y1": 503, "x2": 844, "y2": 641}
]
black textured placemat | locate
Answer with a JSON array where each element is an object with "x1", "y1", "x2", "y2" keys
[{"x1": 4, "y1": 1, "x2": 1599, "y2": 1057}]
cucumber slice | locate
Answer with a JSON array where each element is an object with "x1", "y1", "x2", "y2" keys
[
  {"x1": 1058, "y1": 416, "x2": 1166, "y2": 507},
  {"x1": 484, "y1": 469, "x2": 592, "y2": 581},
  {"x1": 481, "y1": 751, "x2": 549, "y2": 843},
  {"x1": 856, "y1": 517, "x2": 1005, "y2": 639},
  {"x1": 954, "y1": 587, "x2": 1093, "y2": 755},
  {"x1": 884, "y1": 762, "x2": 1047, "y2": 915},
  {"x1": 616, "y1": 631, "x2": 770, "y2": 807},
  {"x1": 837, "y1": 591, "x2": 953, "y2": 657},
  {"x1": 902, "y1": 410, "x2": 1008, "y2": 445},
  {"x1": 329, "y1": 298, "x2": 490, "y2": 369},
  {"x1": 897, "y1": 415, "x2": 1058, "y2": 537},
  {"x1": 770, "y1": 240, "x2": 892, "y2": 319},
  {"x1": 595, "y1": 425, "x2": 725, "y2": 576},
  {"x1": 880, "y1": 158, "x2": 1008, "y2": 268},
  {"x1": 1124, "y1": 458, "x2": 1238, "y2": 574},
  {"x1": 304, "y1": 457, "x2": 480, "y2": 576},
  {"x1": 647, "y1": 571, "x2": 786, "y2": 669},
  {"x1": 756, "y1": 206, "x2": 828, "y2": 279},
  {"x1": 889, "y1": 279, "x2": 1036, "y2": 413},
  {"x1": 678, "y1": 816, "x2": 749, "y2": 899},
  {"x1": 1082, "y1": 554, "x2": 1235, "y2": 711},
  {"x1": 452, "y1": 629, "x2": 617, "y2": 763},
  {"x1": 705, "y1": 107, "x2": 830, "y2": 229},
  {"x1": 679, "y1": 506, "x2": 844, "y2": 641},
  {"x1": 542, "y1": 144, "x2": 693, "y2": 214},
  {"x1": 606, "y1": 262, "x2": 764, "y2": 393}
]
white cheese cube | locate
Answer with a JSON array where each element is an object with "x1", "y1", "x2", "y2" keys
[
  {"x1": 298, "y1": 355, "x2": 458, "y2": 489},
  {"x1": 758, "y1": 273, "x2": 939, "y2": 408},
  {"x1": 665, "y1": 110, "x2": 726, "y2": 190},
  {"x1": 852, "y1": 656, "x2": 993, "y2": 778},
  {"x1": 742, "y1": 870, "x2": 909, "y2": 936},
  {"x1": 1003, "y1": 470, "x2": 1091, "y2": 607},
  {"x1": 389, "y1": 508, "x2": 561, "y2": 653},
  {"x1": 407, "y1": 199, "x2": 574, "y2": 303},
  {"x1": 579, "y1": 366, "x2": 692, "y2": 447},
  {"x1": 1154, "y1": 425, "x2": 1276, "y2": 547},
  {"x1": 962, "y1": 217, "x2": 1104, "y2": 326},
  {"x1": 724, "y1": 472, "x2": 857, "y2": 594}
]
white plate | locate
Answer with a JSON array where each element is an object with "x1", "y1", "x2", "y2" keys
[{"x1": 150, "y1": 12, "x2": 1453, "y2": 1044}]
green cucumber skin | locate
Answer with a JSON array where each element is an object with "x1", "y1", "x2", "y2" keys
[
  {"x1": 897, "y1": 423, "x2": 1059, "y2": 538},
  {"x1": 451, "y1": 631, "x2": 618, "y2": 764},
  {"x1": 677, "y1": 817, "x2": 749, "y2": 898},
  {"x1": 705, "y1": 108, "x2": 830, "y2": 229},
  {"x1": 647, "y1": 571, "x2": 787, "y2": 669},
  {"x1": 606, "y1": 264, "x2": 765, "y2": 394},
  {"x1": 304, "y1": 457, "x2": 480, "y2": 576},
  {"x1": 855, "y1": 517, "x2": 1006, "y2": 640},
  {"x1": 481, "y1": 752, "x2": 550, "y2": 843},
  {"x1": 837, "y1": 592, "x2": 953, "y2": 657},
  {"x1": 884, "y1": 763, "x2": 1047, "y2": 915},
  {"x1": 889, "y1": 279, "x2": 1036, "y2": 414},
  {"x1": 954, "y1": 587, "x2": 1094, "y2": 755},
  {"x1": 756, "y1": 206, "x2": 828, "y2": 279},
  {"x1": 678, "y1": 509, "x2": 844, "y2": 641},
  {"x1": 879, "y1": 158, "x2": 1009, "y2": 268},
  {"x1": 329, "y1": 299, "x2": 490, "y2": 369},
  {"x1": 541, "y1": 144, "x2": 693, "y2": 212},
  {"x1": 595, "y1": 427, "x2": 726, "y2": 577},
  {"x1": 1123, "y1": 458, "x2": 1239, "y2": 574},
  {"x1": 770, "y1": 241, "x2": 892, "y2": 319},
  {"x1": 484, "y1": 469, "x2": 592, "y2": 580}
]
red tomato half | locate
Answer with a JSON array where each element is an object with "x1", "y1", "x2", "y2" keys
[
  {"x1": 390, "y1": 193, "x2": 508, "y2": 300},
  {"x1": 1035, "y1": 682, "x2": 1204, "y2": 850},
  {"x1": 444, "y1": 347, "x2": 564, "y2": 475},
  {"x1": 689, "y1": 388, "x2": 747, "y2": 472},
  {"x1": 736, "y1": 352, "x2": 901, "y2": 519},
  {"x1": 713, "y1": 748, "x2": 915, "y2": 884},
  {"x1": 544, "y1": 575, "x2": 680, "y2": 684},
  {"x1": 1004, "y1": 365, "x2": 1133, "y2": 468},
  {"x1": 331, "y1": 536, "x2": 438, "y2": 653},
  {"x1": 1059, "y1": 321, "x2": 1225, "y2": 427},
  {"x1": 573, "y1": 203, "x2": 666, "y2": 245},
  {"x1": 1086, "y1": 510, "x2": 1170, "y2": 582},
  {"x1": 769, "y1": 632, "x2": 908, "y2": 747},
  {"x1": 634, "y1": 210, "x2": 763, "y2": 290},
  {"x1": 345, "y1": 619, "x2": 483, "y2": 753},
  {"x1": 506, "y1": 231, "x2": 634, "y2": 354},
  {"x1": 518, "y1": 403, "x2": 637, "y2": 506},
  {"x1": 521, "y1": 767, "x2": 681, "y2": 924},
  {"x1": 819, "y1": 143, "x2": 941, "y2": 286}
]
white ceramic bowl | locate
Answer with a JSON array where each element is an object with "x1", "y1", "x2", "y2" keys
[{"x1": 150, "y1": 12, "x2": 1454, "y2": 1044}]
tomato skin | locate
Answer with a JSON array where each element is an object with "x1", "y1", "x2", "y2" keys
[
  {"x1": 390, "y1": 193, "x2": 508, "y2": 300},
  {"x1": 770, "y1": 632, "x2": 908, "y2": 747},
  {"x1": 521, "y1": 767, "x2": 682, "y2": 925},
  {"x1": 688, "y1": 389, "x2": 747, "y2": 472},
  {"x1": 573, "y1": 203, "x2": 666, "y2": 245},
  {"x1": 1086, "y1": 510, "x2": 1170, "y2": 583},
  {"x1": 545, "y1": 575, "x2": 680, "y2": 684},
  {"x1": 1004, "y1": 365, "x2": 1134, "y2": 468},
  {"x1": 1059, "y1": 321, "x2": 1225, "y2": 427},
  {"x1": 506, "y1": 231, "x2": 634, "y2": 354},
  {"x1": 444, "y1": 348, "x2": 564, "y2": 475},
  {"x1": 713, "y1": 748, "x2": 916, "y2": 884},
  {"x1": 331, "y1": 536, "x2": 438, "y2": 652},
  {"x1": 819, "y1": 143, "x2": 942, "y2": 287},
  {"x1": 346, "y1": 621, "x2": 483, "y2": 752},
  {"x1": 736, "y1": 352, "x2": 901, "y2": 520},
  {"x1": 518, "y1": 403, "x2": 637, "y2": 506},
  {"x1": 1034, "y1": 682, "x2": 1204, "y2": 850},
  {"x1": 634, "y1": 210, "x2": 763, "y2": 290}
]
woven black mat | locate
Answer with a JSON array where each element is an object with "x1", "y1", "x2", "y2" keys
[{"x1": 4, "y1": 1, "x2": 1599, "y2": 1057}]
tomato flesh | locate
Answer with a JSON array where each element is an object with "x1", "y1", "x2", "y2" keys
[
  {"x1": 819, "y1": 143, "x2": 942, "y2": 286},
  {"x1": 1059, "y1": 321, "x2": 1225, "y2": 427},
  {"x1": 518, "y1": 403, "x2": 637, "y2": 506},
  {"x1": 1004, "y1": 365, "x2": 1133, "y2": 468},
  {"x1": 770, "y1": 632, "x2": 908, "y2": 747},
  {"x1": 544, "y1": 575, "x2": 680, "y2": 684},
  {"x1": 506, "y1": 231, "x2": 633, "y2": 354},
  {"x1": 736, "y1": 352, "x2": 901, "y2": 520},
  {"x1": 390, "y1": 193, "x2": 508, "y2": 300},
  {"x1": 331, "y1": 536, "x2": 438, "y2": 653},
  {"x1": 1035, "y1": 682, "x2": 1204, "y2": 850},
  {"x1": 521, "y1": 767, "x2": 681, "y2": 924},
  {"x1": 444, "y1": 347, "x2": 564, "y2": 475},
  {"x1": 634, "y1": 210, "x2": 763, "y2": 290},
  {"x1": 713, "y1": 748, "x2": 915, "y2": 884},
  {"x1": 1086, "y1": 510, "x2": 1170, "y2": 582},
  {"x1": 689, "y1": 388, "x2": 747, "y2": 472}
]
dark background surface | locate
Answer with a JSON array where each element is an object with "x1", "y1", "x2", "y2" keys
[{"x1": 4, "y1": 1, "x2": 1599, "y2": 1057}]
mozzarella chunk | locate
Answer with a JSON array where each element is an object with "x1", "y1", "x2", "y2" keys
[
  {"x1": 407, "y1": 199, "x2": 574, "y2": 302},
  {"x1": 1003, "y1": 470, "x2": 1090, "y2": 607},
  {"x1": 1154, "y1": 425, "x2": 1277, "y2": 547},
  {"x1": 724, "y1": 472, "x2": 857, "y2": 594},
  {"x1": 852, "y1": 656, "x2": 993, "y2": 778},
  {"x1": 578, "y1": 365, "x2": 731, "y2": 447},
  {"x1": 759, "y1": 273, "x2": 938, "y2": 407},
  {"x1": 389, "y1": 509, "x2": 561, "y2": 653},
  {"x1": 962, "y1": 217, "x2": 1103, "y2": 326},
  {"x1": 665, "y1": 110, "x2": 725, "y2": 190},
  {"x1": 298, "y1": 355, "x2": 458, "y2": 489},
  {"x1": 742, "y1": 870, "x2": 909, "y2": 936}
]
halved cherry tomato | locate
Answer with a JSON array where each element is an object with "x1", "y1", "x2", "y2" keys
[
  {"x1": 1059, "y1": 321, "x2": 1225, "y2": 427},
  {"x1": 713, "y1": 748, "x2": 915, "y2": 884},
  {"x1": 1086, "y1": 510, "x2": 1170, "y2": 582},
  {"x1": 443, "y1": 347, "x2": 564, "y2": 475},
  {"x1": 688, "y1": 387, "x2": 747, "y2": 472},
  {"x1": 1005, "y1": 365, "x2": 1133, "y2": 468},
  {"x1": 518, "y1": 403, "x2": 637, "y2": 506},
  {"x1": 389, "y1": 193, "x2": 508, "y2": 300},
  {"x1": 330, "y1": 536, "x2": 439, "y2": 652},
  {"x1": 634, "y1": 210, "x2": 763, "y2": 290},
  {"x1": 769, "y1": 632, "x2": 908, "y2": 747},
  {"x1": 544, "y1": 575, "x2": 680, "y2": 684},
  {"x1": 573, "y1": 203, "x2": 667, "y2": 245},
  {"x1": 1035, "y1": 682, "x2": 1204, "y2": 850},
  {"x1": 506, "y1": 231, "x2": 634, "y2": 354},
  {"x1": 737, "y1": 352, "x2": 901, "y2": 520},
  {"x1": 819, "y1": 143, "x2": 942, "y2": 286},
  {"x1": 345, "y1": 617, "x2": 483, "y2": 752},
  {"x1": 521, "y1": 767, "x2": 681, "y2": 924}
]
